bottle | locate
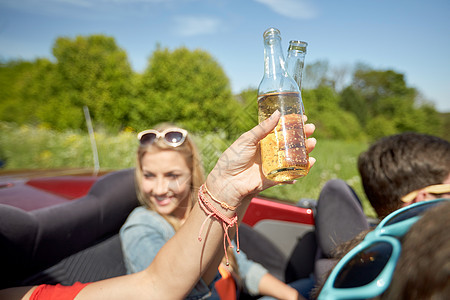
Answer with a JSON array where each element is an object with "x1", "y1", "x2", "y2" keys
[
  {"x1": 286, "y1": 40, "x2": 308, "y2": 91},
  {"x1": 257, "y1": 28, "x2": 310, "y2": 182},
  {"x1": 286, "y1": 40, "x2": 308, "y2": 116}
]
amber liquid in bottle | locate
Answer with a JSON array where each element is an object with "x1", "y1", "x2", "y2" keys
[{"x1": 258, "y1": 91, "x2": 310, "y2": 181}]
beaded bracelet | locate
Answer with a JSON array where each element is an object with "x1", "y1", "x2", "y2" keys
[
  {"x1": 197, "y1": 183, "x2": 240, "y2": 266},
  {"x1": 204, "y1": 183, "x2": 238, "y2": 211}
]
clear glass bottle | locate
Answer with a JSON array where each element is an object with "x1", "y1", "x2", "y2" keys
[
  {"x1": 286, "y1": 40, "x2": 308, "y2": 115},
  {"x1": 286, "y1": 40, "x2": 308, "y2": 91},
  {"x1": 257, "y1": 28, "x2": 310, "y2": 182}
]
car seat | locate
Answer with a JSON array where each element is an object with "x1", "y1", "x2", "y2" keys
[
  {"x1": 1, "y1": 167, "x2": 290, "y2": 295},
  {"x1": 313, "y1": 179, "x2": 370, "y2": 285},
  {"x1": 0, "y1": 168, "x2": 139, "y2": 289}
]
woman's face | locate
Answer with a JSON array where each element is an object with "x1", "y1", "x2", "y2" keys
[{"x1": 140, "y1": 149, "x2": 192, "y2": 219}]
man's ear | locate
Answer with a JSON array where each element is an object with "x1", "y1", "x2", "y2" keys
[
  {"x1": 402, "y1": 189, "x2": 427, "y2": 207},
  {"x1": 413, "y1": 189, "x2": 428, "y2": 203}
]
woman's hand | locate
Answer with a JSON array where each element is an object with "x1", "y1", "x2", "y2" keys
[{"x1": 206, "y1": 111, "x2": 316, "y2": 206}]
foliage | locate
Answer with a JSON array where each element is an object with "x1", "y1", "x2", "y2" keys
[
  {"x1": 303, "y1": 60, "x2": 330, "y2": 89},
  {"x1": 439, "y1": 113, "x2": 450, "y2": 141},
  {"x1": 0, "y1": 122, "x2": 136, "y2": 169},
  {"x1": 0, "y1": 121, "x2": 375, "y2": 217},
  {"x1": 1, "y1": 35, "x2": 136, "y2": 131},
  {"x1": 303, "y1": 86, "x2": 366, "y2": 141},
  {"x1": 2, "y1": 34, "x2": 448, "y2": 220},
  {"x1": 339, "y1": 86, "x2": 369, "y2": 126},
  {"x1": 259, "y1": 138, "x2": 376, "y2": 217},
  {"x1": 346, "y1": 69, "x2": 444, "y2": 141},
  {"x1": 0, "y1": 60, "x2": 40, "y2": 124},
  {"x1": 0, "y1": 34, "x2": 447, "y2": 141},
  {"x1": 51, "y1": 35, "x2": 136, "y2": 130},
  {"x1": 236, "y1": 85, "x2": 368, "y2": 141},
  {"x1": 134, "y1": 46, "x2": 245, "y2": 137},
  {"x1": 234, "y1": 88, "x2": 259, "y2": 131}
]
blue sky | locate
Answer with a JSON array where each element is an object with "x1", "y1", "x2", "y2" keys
[{"x1": 1, "y1": 0, "x2": 449, "y2": 112}]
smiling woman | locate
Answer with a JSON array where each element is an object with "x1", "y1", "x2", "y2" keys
[
  {"x1": 0, "y1": 111, "x2": 320, "y2": 299},
  {"x1": 140, "y1": 150, "x2": 193, "y2": 218},
  {"x1": 119, "y1": 121, "x2": 310, "y2": 299},
  {"x1": 133, "y1": 124, "x2": 203, "y2": 227}
]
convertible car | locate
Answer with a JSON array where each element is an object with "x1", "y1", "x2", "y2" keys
[{"x1": 0, "y1": 168, "x2": 351, "y2": 297}]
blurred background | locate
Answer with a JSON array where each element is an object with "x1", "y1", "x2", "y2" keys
[{"x1": 1, "y1": 0, "x2": 449, "y2": 216}]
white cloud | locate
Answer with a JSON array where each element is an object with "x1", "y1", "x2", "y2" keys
[
  {"x1": 254, "y1": 0, "x2": 318, "y2": 19},
  {"x1": 172, "y1": 16, "x2": 221, "y2": 37}
]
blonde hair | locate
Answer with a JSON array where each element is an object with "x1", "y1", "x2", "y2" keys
[
  {"x1": 135, "y1": 123, "x2": 240, "y2": 279},
  {"x1": 135, "y1": 123, "x2": 205, "y2": 230}
]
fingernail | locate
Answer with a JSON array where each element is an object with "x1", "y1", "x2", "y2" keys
[{"x1": 270, "y1": 110, "x2": 280, "y2": 119}]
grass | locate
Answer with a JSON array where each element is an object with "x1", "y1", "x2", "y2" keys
[
  {"x1": 0, "y1": 122, "x2": 376, "y2": 217},
  {"x1": 258, "y1": 139, "x2": 376, "y2": 217}
]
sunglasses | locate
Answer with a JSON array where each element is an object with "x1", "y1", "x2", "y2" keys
[
  {"x1": 401, "y1": 183, "x2": 450, "y2": 203},
  {"x1": 318, "y1": 198, "x2": 449, "y2": 300},
  {"x1": 137, "y1": 128, "x2": 188, "y2": 147}
]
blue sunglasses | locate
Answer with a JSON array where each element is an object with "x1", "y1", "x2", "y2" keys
[{"x1": 318, "y1": 198, "x2": 449, "y2": 300}]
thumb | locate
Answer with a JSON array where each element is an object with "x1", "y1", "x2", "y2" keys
[{"x1": 248, "y1": 110, "x2": 280, "y2": 143}]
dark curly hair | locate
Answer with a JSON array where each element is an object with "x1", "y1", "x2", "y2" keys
[{"x1": 358, "y1": 132, "x2": 450, "y2": 218}]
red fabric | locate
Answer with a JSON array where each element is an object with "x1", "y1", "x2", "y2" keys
[
  {"x1": 215, "y1": 264, "x2": 237, "y2": 300},
  {"x1": 30, "y1": 282, "x2": 90, "y2": 300}
]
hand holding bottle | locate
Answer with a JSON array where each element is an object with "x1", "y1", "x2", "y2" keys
[
  {"x1": 258, "y1": 28, "x2": 310, "y2": 181},
  {"x1": 206, "y1": 110, "x2": 316, "y2": 207}
]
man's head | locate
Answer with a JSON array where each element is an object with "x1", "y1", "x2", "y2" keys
[{"x1": 358, "y1": 132, "x2": 450, "y2": 218}]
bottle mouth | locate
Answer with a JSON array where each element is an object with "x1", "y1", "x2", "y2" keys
[
  {"x1": 288, "y1": 40, "x2": 308, "y2": 53},
  {"x1": 290, "y1": 40, "x2": 308, "y2": 47},
  {"x1": 263, "y1": 27, "x2": 280, "y2": 38}
]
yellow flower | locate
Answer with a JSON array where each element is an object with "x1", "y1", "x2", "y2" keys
[{"x1": 40, "y1": 150, "x2": 53, "y2": 160}]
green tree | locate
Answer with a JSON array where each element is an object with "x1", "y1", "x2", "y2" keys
[
  {"x1": 350, "y1": 68, "x2": 442, "y2": 139},
  {"x1": 303, "y1": 60, "x2": 330, "y2": 89},
  {"x1": 365, "y1": 115, "x2": 397, "y2": 140},
  {"x1": 136, "y1": 46, "x2": 243, "y2": 135},
  {"x1": 439, "y1": 113, "x2": 450, "y2": 141},
  {"x1": 19, "y1": 58, "x2": 83, "y2": 129},
  {"x1": 51, "y1": 35, "x2": 136, "y2": 130},
  {"x1": 352, "y1": 69, "x2": 416, "y2": 109},
  {"x1": 339, "y1": 86, "x2": 368, "y2": 127},
  {"x1": 3, "y1": 35, "x2": 137, "y2": 131},
  {"x1": 0, "y1": 60, "x2": 37, "y2": 124},
  {"x1": 234, "y1": 88, "x2": 259, "y2": 131},
  {"x1": 303, "y1": 86, "x2": 365, "y2": 140}
]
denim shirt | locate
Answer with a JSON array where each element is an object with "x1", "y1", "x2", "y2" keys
[{"x1": 120, "y1": 206, "x2": 268, "y2": 298}]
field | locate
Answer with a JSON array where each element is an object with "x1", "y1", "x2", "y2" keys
[{"x1": 0, "y1": 122, "x2": 376, "y2": 217}]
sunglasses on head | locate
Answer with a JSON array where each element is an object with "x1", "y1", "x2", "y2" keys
[
  {"x1": 401, "y1": 183, "x2": 450, "y2": 203},
  {"x1": 318, "y1": 198, "x2": 450, "y2": 300},
  {"x1": 137, "y1": 128, "x2": 188, "y2": 147}
]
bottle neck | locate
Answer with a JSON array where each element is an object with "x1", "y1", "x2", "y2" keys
[
  {"x1": 258, "y1": 28, "x2": 299, "y2": 96},
  {"x1": 263, "y1": 34, "x2": 288, "y2": 79},
  {"x1": 286, "y1": 41, "x2": 308, "y2": 90}
]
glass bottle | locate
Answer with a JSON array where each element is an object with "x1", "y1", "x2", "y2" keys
[
  {"x1": 286, "y1": 40, "x2": 308, "y2": 115},
  {"x1": 286, "y1": 40, "x2": 308, "y2": 91},
  {"x1": 257, "y1": 28, "x2": 310, "y2": 182}
]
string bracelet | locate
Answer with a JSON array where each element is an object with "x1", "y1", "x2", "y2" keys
[
  {"x1": 203, "y1": 183, "x2": 238, "y2": 211},
  {"x1": 197, "y1": 183, "x2": 240, "y2": 266}
]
